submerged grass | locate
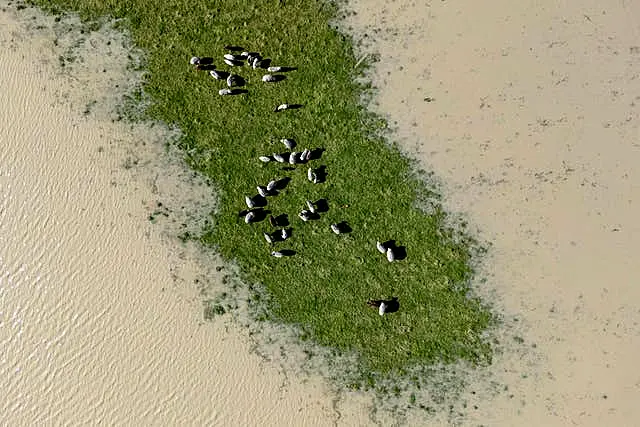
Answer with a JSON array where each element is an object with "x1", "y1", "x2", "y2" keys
[{"x1": 29, "y1": 0, "x2": 493, "y2": 375}]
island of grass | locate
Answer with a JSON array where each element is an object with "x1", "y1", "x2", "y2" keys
[{"x1": 31, "y1": 0, "x2": 494, "y2": 378}]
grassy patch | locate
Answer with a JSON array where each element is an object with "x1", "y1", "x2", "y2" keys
[{"x1": 29, "y1": 0, "x2": 494, "y2": 376}]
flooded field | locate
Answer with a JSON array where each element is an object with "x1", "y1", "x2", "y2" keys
[{"x1": 344, "y1": 0, "x2": 640, "y2": 425}]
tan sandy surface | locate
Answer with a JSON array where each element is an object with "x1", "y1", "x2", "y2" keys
[
  {"x1": 0, "y1": 6, "x2": 379, "y2": 426},
  {"x1": 345, "y1": 0, "x2": 640, "y2": 425}
]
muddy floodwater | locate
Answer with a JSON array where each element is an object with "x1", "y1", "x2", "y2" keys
[
  {"x1": 2, "y1": 0, "x2": 639, "y2": 425},
  {"x1": 344, "y1": 0, "x2": 640, "y2": 425},
  {"x1": 0, "y1": 6, "x2": 376, "y2": 425}
]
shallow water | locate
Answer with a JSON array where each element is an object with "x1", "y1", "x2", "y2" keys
[
  {"x1": 345, "y1": 0, "x2": 640, "y2": 425},
  {"x1": 0, "y1": 6, "x2": 379, "y2": 425},
  {"x1": 4, "y1": 0, "x2": 638, "y2": 424}
]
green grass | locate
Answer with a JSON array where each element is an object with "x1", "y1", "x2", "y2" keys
[{"x1": 29, "y1": 0, "x2": 493, "y2": 376}]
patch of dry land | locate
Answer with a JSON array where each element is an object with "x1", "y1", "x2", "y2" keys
[
  {"x1": 344, "y1": 0, "x2": 640, "y2": 425},
  {"x1": 0, "y1": 6, "x2": 378, "y2": 425}
]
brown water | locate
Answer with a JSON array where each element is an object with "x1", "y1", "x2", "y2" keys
[
  {"x1": 0, "y1": 6, "x2": 377, "y2": 425},
  {"x1": 4, "y1": 1, "x2": 639, "y2": 425},
  {"x1": 344, "y1": 0, "x2": 640, "y2": 425}
]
